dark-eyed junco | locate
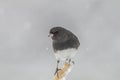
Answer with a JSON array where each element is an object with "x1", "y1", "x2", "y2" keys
[{"x1": 48, "y1": 27, "x2": 80, "y2": 75}]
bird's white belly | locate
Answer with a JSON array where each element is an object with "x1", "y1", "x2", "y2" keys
[{"x1": 55, "y1": 48, "x2": 77, "y2": 61}]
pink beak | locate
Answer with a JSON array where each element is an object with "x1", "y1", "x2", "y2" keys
[{"x1": 48, "y1": 33, "x2": 54, "y2": 37}]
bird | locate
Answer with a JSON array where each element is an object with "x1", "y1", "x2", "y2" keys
[{"x1": 48, "y1": 27, "x2": 80, "y2": 75}]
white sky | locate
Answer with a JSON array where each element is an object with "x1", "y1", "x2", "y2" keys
[{"x1": 0, "y1": 0, "x2": 120, "y2": 80}]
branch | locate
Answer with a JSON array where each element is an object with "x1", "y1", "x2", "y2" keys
[{"x1": 53, "y1": 62, "x2": 73, "y2": 80}]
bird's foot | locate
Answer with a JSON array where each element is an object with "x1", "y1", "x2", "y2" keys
[
  {"x1": 69, "y1": 60, "x2": 75, "y2": 65},
  {"x1": 65, "y1": 58, "x2": 70, "y2": 63},
  {"x1": 71, "y1": 61, "x2": 75, "y2": 65},
  {"x1": 65, "y1": 59, "x2": 75, "y2": 65}
]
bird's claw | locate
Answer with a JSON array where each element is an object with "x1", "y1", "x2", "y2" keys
[
  {"x1": 71, "y1": 61, "x2": 75, "y2": 65},
  {"x1": 65, "y1": 59, "x2": 75, "y2": 65}
]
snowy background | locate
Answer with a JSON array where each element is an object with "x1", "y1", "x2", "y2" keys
[{"x1": 0, "y1": 0, "x2": 120, "y2": 80}]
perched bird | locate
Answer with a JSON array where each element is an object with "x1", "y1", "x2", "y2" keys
[{"x1": 48, "y1": 27, "x2": 80, "y2": 75}]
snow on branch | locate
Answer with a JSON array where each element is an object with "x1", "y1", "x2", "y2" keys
[{"x1": 53, "y1": 62, "x2": 73, "y2": 80}]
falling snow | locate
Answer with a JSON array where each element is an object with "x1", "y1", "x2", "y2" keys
[{"x1": 0, "y1": 0, "x2": 120, "y2": 80}]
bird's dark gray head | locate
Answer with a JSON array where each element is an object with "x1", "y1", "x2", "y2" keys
[
  {"x1": 49, "y1": 26, "x2": 80, "y2": 51},
  {"x1": 49, "y1": 27, "x2": 70, "y2": 42}
]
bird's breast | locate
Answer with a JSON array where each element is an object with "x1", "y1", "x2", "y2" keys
[{"x1": 54, "y1": 48, "x2": 78, "y2": 61}]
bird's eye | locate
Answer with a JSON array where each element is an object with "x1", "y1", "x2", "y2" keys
[{"x1": 51, "y1": 31, "x2": 58, "y2": 34}]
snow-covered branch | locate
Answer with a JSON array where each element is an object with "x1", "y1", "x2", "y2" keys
[{"x1": 53, "y1": 62, "x2": 73, "y2": 80}]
